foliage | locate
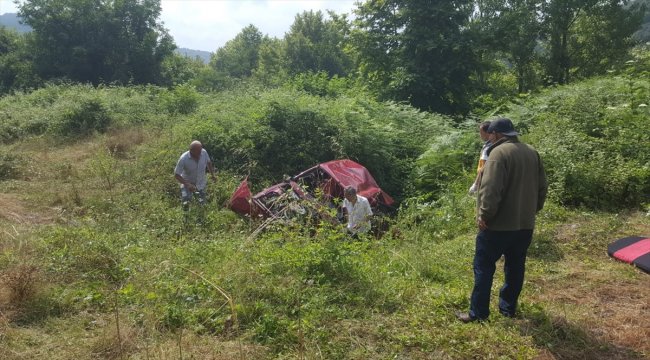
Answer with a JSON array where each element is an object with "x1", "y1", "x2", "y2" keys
[
  {"x1": 412, "y1": 130, "x2": 478, "y2": 200},
  {"x1": 160, "y1": 84, "x2": 201, "y2": 115},
  {"x1": 182, "y1": 87, "x2": 452, "y2": 202},
  {"x1": 509, "y1": 74, "x2": 650, "y2": 209},
  {"x1": 284, "y1": 10, "x2": 353, "y2": 77},
  {"x1": 2, "y1": 62, "x2": 650, "y2": 358},
  {"x1": 286, "y1": 71, "x2": 355, "y2": 97},
  {"x1": 0, "y1": 84, "x2": 173, "y2": 144},
  {"x1": 0, "y1": 27, "x2": 41, "y2": 94},
  {"x1": 55, "y1": 97, "x2": 112, "y2": 137},
  {"x1": 0, "y1": 149, "x2": 22, "y2": 180},
  {"x1": 211, "y1": 25, "x2": 263, "y2": 78},
  {"x1": 474, "y1": 0, "x2": 544, "y2": 93},
  {"x1": 253, "y1": 37, "x2": 289, "y2": 86},
  {"x1": 18, "y1": 0, "x2": 176, "y2": 85},
  {"x1": 350, "y1": 0, "x2": 480, "y2": 115},
  {"x1": 540, "y1": 0, "x2": 645, "y2": 84}
]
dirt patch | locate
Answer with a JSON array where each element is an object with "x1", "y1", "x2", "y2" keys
[
  {"x1": 0, "y1": 193, "x2": 55, "y2": 225},
  {"x1": 535, "y1": 261, "x2": 650, "y2": 357}
]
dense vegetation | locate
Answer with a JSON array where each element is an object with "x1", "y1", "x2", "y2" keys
[
  {"x1": 1, "y1": 0, "x2": 649, "y2": 359},
  {"x1": 2, "y1": 0, "x2": 648, "y2": 114}
]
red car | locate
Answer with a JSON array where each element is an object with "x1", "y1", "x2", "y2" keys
[{"x1": 228, "y1": 159, "x2": 394, "y2": 219}]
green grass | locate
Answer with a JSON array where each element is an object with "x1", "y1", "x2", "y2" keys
[{"x1": 1, "y1": 80, "x2": 649, "y2": 359}]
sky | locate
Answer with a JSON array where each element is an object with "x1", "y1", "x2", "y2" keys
[{"x1": 0, "y1": 0, "x2": 358, "y2": 52}]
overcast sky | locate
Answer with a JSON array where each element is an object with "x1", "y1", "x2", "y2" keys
[{"x1": 1, "y1": 0, "x2": 358, "y2": 52}]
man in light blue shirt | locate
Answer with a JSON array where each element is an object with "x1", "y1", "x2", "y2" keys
[
  {"x1": 343, "y1": 186, "x2": 373, "y2": 236},
  {"x1": 174, "y1": 140, "x2": 217, "y2": 211}
]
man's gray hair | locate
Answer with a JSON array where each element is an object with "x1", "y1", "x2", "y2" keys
[{"x1": 344, "y1": 186, "x2": 357, "y2": 196}]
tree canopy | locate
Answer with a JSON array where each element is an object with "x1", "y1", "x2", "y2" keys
[{"x1": 18, "y1": 0, "x2": 176, "y2": 85}]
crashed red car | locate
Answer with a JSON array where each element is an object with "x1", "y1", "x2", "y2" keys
[{"x1": 228, "y1": 159, "x2": 394, "y2": 219}]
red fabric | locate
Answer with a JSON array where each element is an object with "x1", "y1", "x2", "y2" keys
[
  {"x1": 228, "y1": 178, "x2": 252, "y2": 215},
  {"x1": 613, "y1": 238, "x2": 650, "y2": 263},
  {"x1": 318, "y1": 159, "x2": 394, "y2": 206}
]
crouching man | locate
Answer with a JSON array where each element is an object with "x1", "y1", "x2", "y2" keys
[
  {"x1": 343, "y1": 186, "x2": 373, "y2": 237},
  {"x1": 174, "y1": 140, "x2": 217, "y2": 213}
]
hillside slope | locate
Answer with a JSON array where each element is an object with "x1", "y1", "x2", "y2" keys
[{"x1": 0, "y1": 77, "x2": 648, "y2": 359}]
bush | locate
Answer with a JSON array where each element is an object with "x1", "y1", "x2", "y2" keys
[
  {"x1": 0, "y1": 150, "x2": 22, "y2": 180},
  {"x1": 55, "y1": 98, "x2": 112, "y2": 136},
  {"x1": 161, "y1": 84, "x2": 201, "y2": 115},
  {"x1": 513, "y1": 76, "x2": 650, "y2": 209}
]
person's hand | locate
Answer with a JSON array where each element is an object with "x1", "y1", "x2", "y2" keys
[
  {"x1": 187, "y1": 183, "x2": 197, "y2": 192},
  {"x1": 477, "y1": 217, "x2": 488, "y2": 231},
  {"x1": 468, "y1": 183, "x2": 477, "y2": 194}
]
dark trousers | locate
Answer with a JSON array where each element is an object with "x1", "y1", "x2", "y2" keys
[{"x1": 469, "y1": 229, "x2": 533, "y2": 320}]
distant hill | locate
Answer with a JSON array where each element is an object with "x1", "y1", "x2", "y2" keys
[
  {"x1": 177, "y1": 48, "x2": 211, "y2": 64},
  {"x1": 0, "y1": 13, "x2": 31, "y2": 33}
]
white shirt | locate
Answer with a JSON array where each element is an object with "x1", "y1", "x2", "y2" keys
[
  {"x1": 174, "y1": 149, "x2": 211, "y2": 190},
  {"x1": 343, "y1": 195, "x2": 373, "y2": 234}
]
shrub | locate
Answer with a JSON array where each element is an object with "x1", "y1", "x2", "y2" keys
[
  {"x1": 514, "y1": 76, "x2": 650, "y2": 209},
  {"x1": 0, "y1": 150, "x2": 22, "y2": 180},
  {"x1": 55, "y1": 98, "x2": 112, "y2": 137},
  {"x1": 161, "y1": 84, "x2": 201, "y2": 115}
]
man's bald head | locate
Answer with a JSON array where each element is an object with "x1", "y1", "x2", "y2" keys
[{"x1": 189, "y1": 140, "x2": 203, "y2": 159}]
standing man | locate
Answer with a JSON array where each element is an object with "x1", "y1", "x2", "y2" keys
[
  {"x1": 343, "y1": 186, "x2": 373, "y2": 237},
  {"x1": 174, "y1": 141, "x2": 217, "y2": 212},
  {"x1": 457, "y1": 118, "x2": 547, "y2": 322}
]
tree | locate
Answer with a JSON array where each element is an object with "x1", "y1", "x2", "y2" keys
[
  {"x1": 210, "y1": 24, "x2": 263, "y2": 78},
  {"x1": 0, "y1": 27, "x2": 40, "y2": 93},
  {"x1": 569, "y1": 0, "x2": 645, "y2": 78},
  {"x1": 475, "y1": 0, "x2": 544, "y2": 93},
  {"x1": 350, "y1": 0, "x2": 479, "y2": 114},
  {"x1": 18, "y1": 0, "x2": 175, "y2": 85},
  {"x1": 284, "y1": 10, "x2": 352, "y2": 77},
  {"x1": 253, "y1": 37, "x2": 289, "y2": 85},
  {"x1": 541, "y1": 0, "x2": 644, "y2": 84}
]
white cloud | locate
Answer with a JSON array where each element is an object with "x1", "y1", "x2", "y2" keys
[
  {"x1": 0, "y1": 0, "x2": 20, "y2": 14},
  {"x1": 161, "y1": 0, "x2": 357, "y2": 52}
]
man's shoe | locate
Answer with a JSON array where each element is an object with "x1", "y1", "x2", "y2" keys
[{"x1": 455, "y1": 312, "x2": 480, "y2": 323}]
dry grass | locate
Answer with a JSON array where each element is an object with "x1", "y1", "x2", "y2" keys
[
  {"x1": 89, "y1": 320, "x2": 138, "y2": 360},
  {"x1": 129, "y1": 332, "x2": 268, "y2": 360},
  {"x1": 530, "y1": 252, "x2": 650, "y2": 359},
  {"x1": 0, "y1": 193, "x2": 55, "y2": 225},
  {"x1": 0, "y1": 264, "x2": 40, "y2": 305},
  {"x1": 104, "y1": 128, "x2": 147, "y2": 159}
]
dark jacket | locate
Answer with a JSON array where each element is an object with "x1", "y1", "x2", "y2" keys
[{"x1": 478, "y1": 137, "x2": 548, "y2": 231}]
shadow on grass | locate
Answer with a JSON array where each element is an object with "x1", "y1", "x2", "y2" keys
[
  {"x1": 528, "y1": 231, "x2": 563, "y2": 262},
  {"x1": 518, "y1": 305, "x2": 646, "y2": 360},
  {"x1": 10, "y1": 293, "x2": 68, "y2": 326}
]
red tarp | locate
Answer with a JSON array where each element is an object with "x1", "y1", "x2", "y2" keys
[{"x1": 228, "y1": 159, "x2": 393, "y2": 218}]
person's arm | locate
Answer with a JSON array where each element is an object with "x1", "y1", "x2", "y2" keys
[
  {"x1": 536, "y1": 152, "x2": 548, "y2": 212},
  {"x1": 364, "y1": 200, "x2": 373, "y2": 222},
  {"x1": 175, "y1": 173, "x2": 196, "y2": 192},
  {"x1": 207, "y1": 159, "x2": 217, "y2": 182}
]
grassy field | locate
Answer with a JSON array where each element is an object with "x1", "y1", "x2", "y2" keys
[
  {"x1": 1, "y1": 124, "x2": 648, "y2": 359},
  {"x1": 1, "y1": 62, "x2": 649, "y2": 358}
]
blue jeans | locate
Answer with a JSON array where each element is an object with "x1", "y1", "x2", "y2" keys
[
  {"x1": 181, "y1": 188, "x2": 206, "y2": 211},
  {"x1": 469, "y1": 229, "x2": 533, "y2": 320}
]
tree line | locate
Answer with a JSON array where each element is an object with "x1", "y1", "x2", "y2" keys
[{"x1": 0, "y1": 0, "x2": 647, "y2": 114}]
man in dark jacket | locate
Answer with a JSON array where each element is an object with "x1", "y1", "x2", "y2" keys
[{"x1": 457, "y1": 117, "x2": 548, "y2": 322}]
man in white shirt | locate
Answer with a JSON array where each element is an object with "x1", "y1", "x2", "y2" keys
[
  {"x1": 343, "y1": 186, "x2": 373, "y2": 236},
  {"x1": 174, "y1": 140, "x2": 217, "y2": 211}
]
